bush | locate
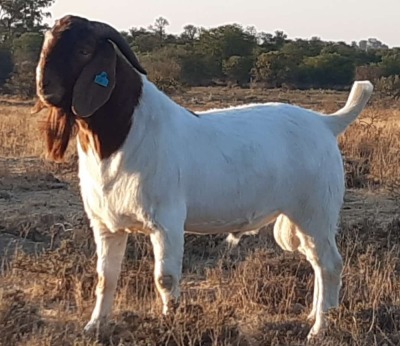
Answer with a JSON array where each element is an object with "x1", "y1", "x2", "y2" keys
[
  {"x1": 375, "y1": 75, "x2": 400, "y2": 97},
  {"x1": 4, "y1": 61, "x2": 37, "y2": 97},
  {"x1": 355, "y1": 65, "x2": 384, "y2": 81},
  {"x1": 140, "y1": 47, "x2": 182, "y2": 94},
  {"x1": 300, "y1": 53, "x2": 355, "y2": 88},
  {"x1": 222, "y1": 56, "x2": 253, "y2": 86},
  {"x1": 0, "y1": 45, "x2": 13, "y2": 89},
  {"x1": 5, "y1": 33, "x2": 43, "y2": 97},
  {"x1": 253, "y1": 51, "x2": 297, "y2": 88}
]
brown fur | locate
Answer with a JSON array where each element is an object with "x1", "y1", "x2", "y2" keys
[
  {"x1": 31, "y1": 100, "x2": 76, "y2": 162},
  {"x1": 44, "y1": 107, "x2": 76, "y2": 162},
  {"x1": 31, "y1": 99, "x2": 47, "y2": 114}
]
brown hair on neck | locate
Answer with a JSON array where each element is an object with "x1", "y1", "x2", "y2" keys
[{"x1": 43, "y1": 107, "x2": 76, "y2": 162}]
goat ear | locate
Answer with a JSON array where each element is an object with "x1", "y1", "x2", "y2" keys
[{"x1": 72, "y1": 40, "x2": 116, "y2": 117}]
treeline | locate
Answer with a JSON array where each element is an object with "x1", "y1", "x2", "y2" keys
[
  {"x1": 127, "y1": 18, "x2": 399, "y2": 93},
  {"x1": 0, "y1": 0, "x2": 55, "y2": 96},
  {"x1": 0, "y1": 3, "x2": 399, "y2": 97}
]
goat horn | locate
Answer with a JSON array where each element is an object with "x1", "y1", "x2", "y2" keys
[{"x1": 90, "y1": 21, "x2": 147, "y2": 75}]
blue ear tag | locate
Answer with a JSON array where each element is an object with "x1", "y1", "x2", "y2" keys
[{"x1": 94, "y1": 72, "x2": 109, "y2": 87}]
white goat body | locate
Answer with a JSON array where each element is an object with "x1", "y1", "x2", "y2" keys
[
  {"x1": 78, "y1": 78, "x2": 373, "y2": 339},
  {"x1": 79, "y1": 81, "x2": 370, "y2": 234}
]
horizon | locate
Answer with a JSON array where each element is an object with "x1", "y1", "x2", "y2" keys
[{"x1": 45, "y1": 0, "x2": 399, "y2": 48}]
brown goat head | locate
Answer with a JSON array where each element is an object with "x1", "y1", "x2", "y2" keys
[{"x1": 33, "y1": 15, "x2": 146, "y2": 161}]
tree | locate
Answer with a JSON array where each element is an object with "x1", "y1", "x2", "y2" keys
[
  {"x1": 257, "y1": 30, "x2": 288, "y2": 52},
  {"x1": 301, "y1": 53, "x2": 355, "y2": 88},
  {"x1": 194, "y1": 24, "x2": 257, "y2": 80},
  {"x1": 180, "y1": 52, "x2": 219, "y2": 86},
  {"x1": 180, "y1": 24, "x2": 198, "y2": 44},
  {"x1": 378, "y1": 51, "x2": 400, "y2": 76},
  {"x1": 198, "y1": 24, "x2": 257, "y2": 59},
  {"x1": 0, "y1": 43, "x2": 12, "y2": 86},
  {"x1": 135, "y1": 34, "x2": 161, "y2": 53},
  {"x1": 223, "y1": 56, "x2": 253, "y2": 85},
  {"x1": 0, "y1": 0, "x2": 53, "y2": 92},
  {"x1": 149, "y1": 16, "x2": 169, "y2": 41},
  {"x1": 272, "y1": 30, "x2": 288, "y2": 49},
  {"x1": 258, "y1": 32, "x2": 275, "y2": 51},
  {"x1": 254, "y1": 51, "x2": 297, "y2": 87},
  {"x1": 5, "y1": 32, "x2": 43, "y2": 96},
  {"x1": 124, "y1": 27, "x2": 162, "y2": 53},
  {"x1": 0, "y1": 0, "x2": 54, "y2": 40}
]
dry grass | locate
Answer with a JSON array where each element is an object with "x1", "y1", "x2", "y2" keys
[{"x1": 1, "y1": 87, "x2": 400, "y2": 346}]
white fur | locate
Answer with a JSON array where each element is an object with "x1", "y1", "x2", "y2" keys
[
  {"x1": 36, "y1": 31, "x2": 54, "y2": 104},
  {"x1": 80, "y1": 78, "x2": 373, "y2": 339}
]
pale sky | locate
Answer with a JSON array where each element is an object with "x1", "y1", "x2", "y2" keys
[{"x1": 46, "y1": 0, "x2": 399, "y2": 47}]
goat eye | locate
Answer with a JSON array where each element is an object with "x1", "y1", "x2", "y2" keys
[{"x1": 79, "y1": 49, "x2": 91, "y2": 56}]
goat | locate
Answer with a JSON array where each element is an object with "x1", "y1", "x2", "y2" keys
[{"x1": 33, "y1": 15, "x2": 373, "y2": 340}]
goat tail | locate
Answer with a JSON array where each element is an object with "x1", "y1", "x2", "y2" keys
[{"x1": 324, "y1": 81, "x2": 373, "y2": 136}]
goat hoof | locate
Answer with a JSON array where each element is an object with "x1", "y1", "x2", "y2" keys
[
  {"x1": 158, "y1": 275, "x2": 174, "y2": 292},
  {"x1": 306, "y1": 310, "x2": 316, "y2": 322},
  {"x1": 307, "y1": 330, "x2": 321, "y2": 343},
  {"x1": 83, "y1": 322, "x2": 96, "y2": 335},
  {"x1": 306, "y1": 322, "x2": 327, "y2": 342},
  {"x1": 84, "y1": 319, "x2": 103, "y2": 335},
  {"x1": 162, "y1": 298, "x2": 180, "y2": 316},
  {"x1": 307, "y1": 331, "x2": 324, "y2": 344}
]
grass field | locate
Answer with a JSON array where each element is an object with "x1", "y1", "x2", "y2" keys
[{"x1": 1, "y1": 87, "x2": 400, "y2": 345}]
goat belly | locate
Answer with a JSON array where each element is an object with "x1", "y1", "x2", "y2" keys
[{"x1": 184, "y1": 210, "x2": 279, "y2": 235}]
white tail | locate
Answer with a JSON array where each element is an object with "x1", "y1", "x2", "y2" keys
[{"x1": 325, "y1": 81, "x2": 373, "y2": 136}]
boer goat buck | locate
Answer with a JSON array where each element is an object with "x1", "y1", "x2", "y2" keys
[{"x1": 34, "y1": 15, "x2": 373, "y2": 340}]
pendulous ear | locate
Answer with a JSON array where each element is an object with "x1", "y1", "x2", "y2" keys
[{"x1": 72, "y1": 40, "x2": 116, "y2": 118}]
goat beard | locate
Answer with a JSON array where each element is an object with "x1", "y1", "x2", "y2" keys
[{"x1": 32, "y1": 100, "x2": 76, "y2": 162}]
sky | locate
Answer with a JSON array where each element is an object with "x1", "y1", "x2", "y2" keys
[{"x1": 46, "y1": 0, "x2": 399, "y2": 47}]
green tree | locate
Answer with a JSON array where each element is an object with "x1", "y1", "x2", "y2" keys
[
  {"x1": 301, "y1": 53, "x2": 355, "y2": 88},
  {"x1": 272, "y1": 30, "x2": 288, "y2": 50},
  {"x1": 378, "y1": 51, "x2": 400, "y2": 76},
  {"x1": 180, "y1": 52, "x2": 219, "y2": 86},
  {"x1": 125, "y1": 26, "x2": 162, "y2": 53},
  {"x1": 139, "y1": 46, "x2": 183, "y2": 92},
  {"x1": 198, "y1": 24, "x2": 256, "y2": 59},
  {"x1": 135, "y1": 34, "x2": 161, "y2": 53},
  {"x1": 0, "y1": 0, "x2": 54, "y2": 92},
  {"x1": 0, "y1": 44, "x2": 12, "y2": 86},
  {"x1": 149, "y1": 17, "x2": 169, "y2": 41},
  {"x1": 254, "y1": 51, "x2": 297, "y2": 87},
  {"x1": 195, "y1": 24, "x2": 257, "y2": 80},
  {"x1": 223, "y1": 55, "x2": 253, "y2": 85},
  {"x1": 6, "y1": 32, "x2": 43, "y2": 96},
  {"x1": 180, "y1": 24, "x2": 198, "y2": 44},
  {"x1": 0, "y1": 0, "x2": 54, "y2": 40}
]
